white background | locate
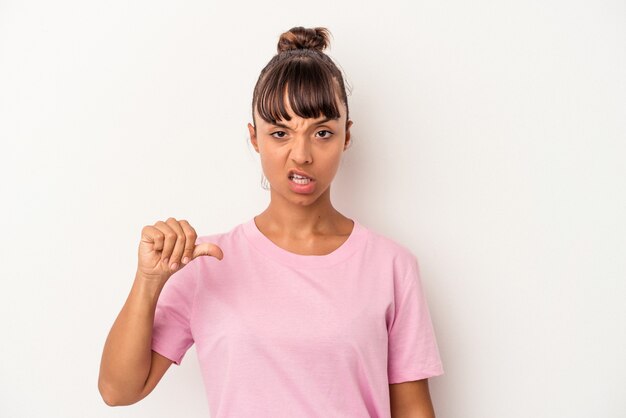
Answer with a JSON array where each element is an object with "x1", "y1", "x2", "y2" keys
[{"x1": 1, "y1": 1, "x2": 624, "y2": 417}]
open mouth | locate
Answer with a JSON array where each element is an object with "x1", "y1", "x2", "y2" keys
[
  {"x1": 289, "y1": 174, "x2": 313, "y2": 185},
  {"x1": 287, "y1": 169, "x2": 315, "y2": 183},
  {"x1": 286, "y1": 170, "x2": 316, "y2": 193}
]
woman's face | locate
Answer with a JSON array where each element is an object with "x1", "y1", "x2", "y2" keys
[{"x1": 248, "y1": 94, "x2": 352, "y2": 206}]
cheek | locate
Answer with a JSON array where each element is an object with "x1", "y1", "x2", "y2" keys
[
  {"x1": 317, "y1": 155, "x2": 344, "y2": 181},
  {"x1": 258, "y1": 148, "x2": 283, "y2": 174}
]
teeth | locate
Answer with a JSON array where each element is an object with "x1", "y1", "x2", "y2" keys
[
  {"x1": 292, "y1": 177, "x2": 310, "y2": 184},
  {"x1": 291, "y1": 173, "x2": 310, "y2": 179}
]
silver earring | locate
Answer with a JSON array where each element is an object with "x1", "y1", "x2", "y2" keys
[{"x1": 260, "y1": 172, "x2": 270, "y2": 190}]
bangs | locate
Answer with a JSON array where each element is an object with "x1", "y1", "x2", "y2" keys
[{"x1": 255, "y1": 58, "x2": 342, "y2": 124}]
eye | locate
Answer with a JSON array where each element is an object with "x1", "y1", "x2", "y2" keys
[
  {"x1": 270, "y1": 131, "x2": 287, "y2": 139},
  {"x1": 316, "y1": 130, "x2": 334, "y2": 139}
]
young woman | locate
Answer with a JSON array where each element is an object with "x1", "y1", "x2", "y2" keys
[{"x1": 98, "y1": 26, "x2": 444, "y2": 417}]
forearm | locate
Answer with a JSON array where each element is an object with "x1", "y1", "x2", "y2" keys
[{"x1": 98, "y1": 273, "x2": 164, "y2": 405}]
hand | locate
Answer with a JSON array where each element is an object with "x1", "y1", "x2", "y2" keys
[{"x1": 136, "y1": 217, "x2": 223, "y2": 282}]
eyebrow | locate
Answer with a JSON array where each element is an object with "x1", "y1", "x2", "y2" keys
[{"x1": 271, "y1": 117, "x2": 338, "y2": 130}]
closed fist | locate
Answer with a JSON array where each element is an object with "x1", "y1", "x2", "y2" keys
[{"x1": 137, "y1": 217, "x2": 223, "y2": 282}]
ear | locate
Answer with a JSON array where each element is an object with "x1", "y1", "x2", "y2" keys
[
  {"x1": 344, "y1": 119, "x2": 353, "y2": 150},
  {"x1": 248, "y1": 123, "x2": 259, "y2": 153}
]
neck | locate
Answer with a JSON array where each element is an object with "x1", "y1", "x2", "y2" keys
[{"x1": 257, "y1": 186, "x2": 345, "y2": 237}]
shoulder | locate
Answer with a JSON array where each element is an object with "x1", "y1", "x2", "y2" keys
[
  {"x1": 360, "y1": 222, "x2": 420, "y2": 280},
  {"x1": 195, "y1": 221, "x2": 242, "y2": 246},
  {"x1": 192, "y1": 221, "x2": 250, "y2": 269},
  {"x1": 363, "y1": 223, "x2": 418, "y2": 263}
]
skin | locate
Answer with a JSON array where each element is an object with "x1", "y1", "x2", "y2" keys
[
  {"x1": 98, "y1": 219, "x2": 222, "y2": 406},
  {"x1": 247, "y1": 92, "x2": 355, "y2": 250},
  {"x1": 389, "y1": 379, "x2": 437, "y2": 418},
  {"x1": 99, "y1": 89, "x2": 436, "y2": 417}
]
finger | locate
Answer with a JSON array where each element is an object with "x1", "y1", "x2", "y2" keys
[
  {"x1": 192, "y1": 242, "x2": 224, "y2": 261},
  {"x1": 154, "y1": 220, "x2": 177, "y2": 266},
  {"x1": 140, "y1": 225, "x2": 165, "y2": 252},
  {"x1": 178, "y1": 220, "x2": 198, "y2": 265},
  {"x1": 165, "y1": 217, "x2": 186, "y2": 270}
]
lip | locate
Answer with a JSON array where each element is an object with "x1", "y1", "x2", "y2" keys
[
  {"x1": 287, "y1": 168, "x2": 315, "y2": 180},
  {"x1": 288, "y1": 175, "x2": 316, "y2": 194}
]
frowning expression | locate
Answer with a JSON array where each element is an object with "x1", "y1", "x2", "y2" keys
[{"x1": 248, "y1": 94, "x2": 352, "y2": 204}]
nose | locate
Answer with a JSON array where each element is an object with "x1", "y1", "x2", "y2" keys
[{"x1": 289, "y1": 135, "x2": 313, "y2": 164}]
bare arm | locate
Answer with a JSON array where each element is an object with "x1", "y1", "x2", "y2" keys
[
  {"x1": 98, "y1": 274, "x2": 173, "y2": 406},
  {"x1": 97, "y1": 218, "x2": 223, "y2": 406},
  {"x1": 389, "y1": 378, "x2": 436, "y2": 418}
]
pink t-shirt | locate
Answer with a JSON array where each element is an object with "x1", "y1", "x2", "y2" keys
[{"x1": 151, "y1": 217, "x2": 444, "y2": 417}]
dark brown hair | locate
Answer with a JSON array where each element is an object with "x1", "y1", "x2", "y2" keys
[{"x1": 251, "y1": 26, "x2": 351, "y2": 131}]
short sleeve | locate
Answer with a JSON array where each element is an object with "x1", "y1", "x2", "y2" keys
[
  {"x1": 151, "y1": 260, "x2": 198, "y2": 366},
  {"x1": 387, "y1": 256, "x2": 444, "y2": 383}
]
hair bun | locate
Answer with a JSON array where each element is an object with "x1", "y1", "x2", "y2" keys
[{"x1": 277, "y1": 26, "x2": 331, "y2": 53}]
